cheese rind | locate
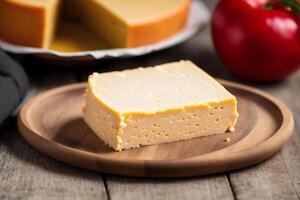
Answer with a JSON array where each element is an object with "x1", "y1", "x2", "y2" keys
[{"x1": 82, "y1": 61, "x2": 239, "y2": 151}]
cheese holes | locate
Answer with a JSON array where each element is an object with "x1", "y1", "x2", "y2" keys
[
  {"x1": 152, "y1": 123, "x2": 160, "y2": 128},
  {"x1": 132, "y1": 119, "x2": 138, "y2": 123}
]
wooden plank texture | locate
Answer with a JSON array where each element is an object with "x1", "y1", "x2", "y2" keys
[
  {"x1": 0, "y1": 123, "x2": 107, "y2": 200},
  {"x1": 259, "y1": 71, "x2": 300, "y2": 199},
  {"x1": 0, "y1": 69, "x2": 107, "y2": 200},
  {"x1": 229, "y1": 154, "x2": 298, "y2": 200},
  {"x1": 106, "y1": 175, "x2": 234, "y2": 200}
]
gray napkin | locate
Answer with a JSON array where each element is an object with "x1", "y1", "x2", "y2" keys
[{"x1": 0, "y1": 50, "x2": 28, "y2": 124}]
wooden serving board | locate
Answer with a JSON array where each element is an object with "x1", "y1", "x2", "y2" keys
[{"x1": 18, "y1": 80, "x2": 294, "y2": 177}]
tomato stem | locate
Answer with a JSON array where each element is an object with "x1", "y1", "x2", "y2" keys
[
  {"x1": 264, "y1": 0, "x2": 276, "y2": 9},
  {"x1": 265, "y1": 0, "x2": 300, "y2": 14},
  {"x1": 281, "y1": 0, "x2": 300, "y2": 13}
]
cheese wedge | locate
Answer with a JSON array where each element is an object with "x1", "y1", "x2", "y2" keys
[
  {"x1": 82, "y1": 61, "x2": 239, "y2": 151},
  {"x1": 0, "y1": 0, "x2": 190, "y2": 49}
]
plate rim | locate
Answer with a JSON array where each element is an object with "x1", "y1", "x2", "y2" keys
[{"x1": 18, "y1": 80, "x2": 294, "y2": 177}]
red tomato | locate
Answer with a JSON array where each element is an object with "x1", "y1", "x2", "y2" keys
[{"x1": 212, "y1": 0, "x2": 300, "y2": 81}]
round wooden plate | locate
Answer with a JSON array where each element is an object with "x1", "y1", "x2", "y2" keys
[{"x1": 18, "y1": 80, "x2": 294, "y2": 177}]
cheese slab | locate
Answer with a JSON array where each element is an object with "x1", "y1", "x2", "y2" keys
[
  {"x1": 82, "y1": 61, "x2": 239, "y2": 151},
  {"x1": 0, "y1": 0, "x2": 190, "y2": 49}
]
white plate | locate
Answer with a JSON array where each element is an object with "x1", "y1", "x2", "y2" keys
[{"x1": 0, "y1": 1, "x2": 209, "y2": 61}]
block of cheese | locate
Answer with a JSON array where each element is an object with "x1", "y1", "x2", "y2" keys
[
  {"x1": 0, "y1": 0, "x2": 190, "y2": 49},
  {"x1": 82, "y1": 61, "x2": 239, "y2": 151}
]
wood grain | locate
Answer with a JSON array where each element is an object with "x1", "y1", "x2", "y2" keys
[
  {"x1": 0, "y1": 124, "x2": 107, "y2": 200},
  {"x1": 0, "y1": 72, "x2": 107, "y2": 200},
  {"x1": 229, "y1": 154, "x2": 298, "y2": 200},
  {"x1": 106, "y1": 175, "x2": 234, "y2": 200},
  {"x1": 17, "y1": 80, "x2": 293, "y2": 177},
  {"x1": 262, "y1": 72, "x2": 300, "y2": 199}
]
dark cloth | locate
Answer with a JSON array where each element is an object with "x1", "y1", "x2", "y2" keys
[{"x1": 0, "y1": 50, "x2": 28, "y2": 124}]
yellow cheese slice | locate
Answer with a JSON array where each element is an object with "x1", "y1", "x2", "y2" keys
[
  {"x1": 0, "y1": 0, "x2": 191, "y2": 49},
  {"x1": 82, "y1": 61, "x2": 239, "y2": 151}
]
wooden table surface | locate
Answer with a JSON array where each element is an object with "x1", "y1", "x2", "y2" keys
[{"x1": 1, "y1": 0, "x2": 299, "y2": 199}]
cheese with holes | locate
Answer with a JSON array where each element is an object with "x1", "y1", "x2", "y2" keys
[
  {"x1": 82, "y1": 61, "x2": 239, "y2": 151},
  {"x1": 0, "y1": 0, "x2": 191, "y2": 49}
]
